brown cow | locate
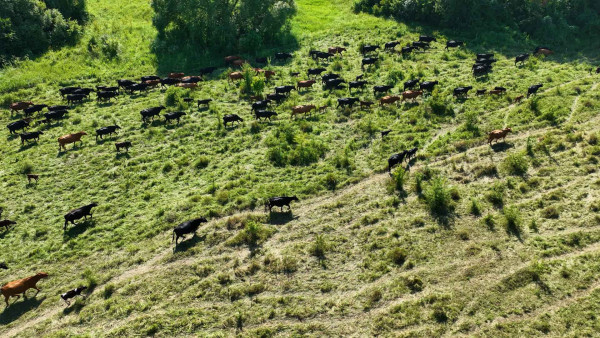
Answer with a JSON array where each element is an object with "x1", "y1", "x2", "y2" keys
[
  {"x1": 297, "y1": 80, "x2": 316, "y2": 90},
  {"x1": 379, "y1": 95, "x2": 401, "y2": 106},
  {"x1": 58, "y1": 131, "x2": 87, "y2": 151},
  {"x1": 514, "y1": 95, "x2": 524, "y2": 103},
  {"x1": 360, "y1": 101, "x2": 374, "y2": 109},
  {"x1": 291, "y1": 105, "x2": 316, "y2": 119},
  {"x1": 488, "y1": 89, "x2": 504, "y2": 96},
  {"x1": 328, "y1": 46, "x2": 346, "y2": 55},
  {"x1": 228, "y1": 72, "x2": 244, "y2": 82},
  {"x1": 535, "y1": 48, "x2": 554, "y2": 56},
  {"x1": 225, "y1": 55, "x2": 242, "y2": 65},
  {"x1": 318, "y1": 105, "x2": 329, "y2": 113},
  {"x1": 487, "y1": 127, "x2": 512, "y2": 145},
  {"x1": 168, "y1": 72, "x2": 185, "y2": 79},
  {"x1": 401, "y1": 90, "x2": 423, "y2": 101},
  {"x1": 176, "y1": 83, "x2": 198, "y2": 89},
  {"x1": 10, "y1": 101, "x2": 34, "y2": 114},
  {"x1": 27, "y1": 174, "x2": 39, "y2": 184},
  {"x1": 233, "y1": 59, "x2": 248, "y2": 67},
  {"x1": 263, "y1": 70, "x2": 275, "y2": 80},
  {"x1": 145, "y1": 79, "x2": 160, "y2": 88},
  {"x1": 2, "y1": 272, "x2": 48, "y2": 306}
]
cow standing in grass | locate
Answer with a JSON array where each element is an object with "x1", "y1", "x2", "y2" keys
[
  {"x1": 488, "y1": 128, "x2": 512, "y2": 145},
  {"x1": 173, "y1": 218, "x2": 208, "y2": 245},
  {"x1": 2, "y1": 272, "x2": 48, "y2": 306},
  {"x1": 64, "y1": 203, "x2": 98, "y2": 230},
  {"x1": 265, "y1": 196, "x2": 299, "y2": 212}
]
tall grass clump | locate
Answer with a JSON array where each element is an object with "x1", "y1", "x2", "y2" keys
[
  {"x1": 503, "y1": 152, "x2": 529, "y2": 176},
  {"x1": 310, "y1": 235, "x2": 328, "y2": 259},
  {"x1": 424, "y1": 177, "x2": 454, "y2": 216},
  {"x1": 503, "y1": 206, "x2": 523, "y2": 238}
]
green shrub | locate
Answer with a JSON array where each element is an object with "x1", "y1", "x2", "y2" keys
[
  {"x1": 503, "y1": 152, "x2": 529, "y2": 176},
  {"x1": 310, "y1": 235, "x2": 328, "y2": 259},
  {"x1": 486, "y1": 182, "x2": 505, "y2": 207},
  {"x1": 504, "y1": 206, "x2": 522, "y2": 238},
  {"x1": 405, "y1": 276, "x2": 423, "y2": 293},
  {"x1": 392, "y1": 166, "x2": 408, "y2": 192},
  {"x1": 469, "y1": 198, "x2": 481, "y2": 216},
  {"x1": 542, "y1": 206, "x2": 560, "y2": 219},
  {"x1": 324, "y1": 173, "x2": 338, "y2": 191},
  {"x1": 483, "y1": 214, "x2": 495, "y2": 230},
  {"x1": 103, "y1": 284, "x2": 115, "y2": 299},
  {"x1": 164, "y1": 87, "x2": 189, "y2": 107},
  {"x1": 229, "y1": 221, "x2": 273, "y2": 248},
  {"x1": 388, "y1": 247, "x2": 407, "y2": 266},
  {"x1": 18, "y1": 160, "x2": 34, "y2": 174},
  {"x1": 414, "y1": 172, "x2": 424, "y2": 195},
  {"x1": 194, "y1": 156, "x2": 210, "y2": 169},
  {"x1": 424, "y1": 177, "x2": 454, "y2": 216}
]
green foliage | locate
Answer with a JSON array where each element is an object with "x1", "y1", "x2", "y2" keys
[
  {"x1": 310, "y1": 235, "x2": 328, "y2": 259},
  {"x1": 164, "y1": 87, "x2": 190, "y2": 107},
  {"x1": 392, "y1": 166, "x2": 408, "y2": 192},
  {"x1": 388, "y1": 247, "x2": 407, "y2": 266},
  {"x1": 424, "y1": 177, "x2": 454, "y2": 216},
  {"x1": 87, "y1": 35, "x2": 121, "y2": 59},
  {"x1": 469, "y1": 198, "x2": 481, "y2": 216},
  {"x1": 503, "y1": 152, "x2": 529, "y2": 176},
  {"x1": 229, "y1": 220, "x2": 273, "y2": 248},
  {"x1": 503, "y1": 206, "x2": 522, "y2": 238},
  {"x1": 486, "y1": 182, "x2": 505, "y2": 208}
]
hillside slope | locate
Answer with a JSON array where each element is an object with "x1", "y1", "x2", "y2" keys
[{"x1": 1, "y1": 0, "x2": 600, "y2": 336}]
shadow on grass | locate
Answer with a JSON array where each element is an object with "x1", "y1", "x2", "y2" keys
[
  {"x1": 268, "y1": 211, "x2": 298, "y2": 225},
  {"x1": 63, "y1": 219, "x2": 96, "y2": 239},
  {"x1": 490, "y1": 142, "x2": 514, "y2": 153},
  {"x1": 173, "y1": 234, "x2": 205, "y2": 253},
  {"x1": 62, "y1": 298, "x2": 87, "y2": 315},
  {"x1": 115, "y1": 152, "x2": 131, "y2": 160},
  {"x1": 0, "y1": 295, "x2": 45, "y2": 325},
  {"x1": 18, "y1": 142, "x2": 39, "y2": 152}
]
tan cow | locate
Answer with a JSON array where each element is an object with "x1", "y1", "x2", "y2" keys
[
  {"x1": 488, "y1": 89, "x2": 504, "y2": 96},
  {"x1": 291, "y1": 105, "x2": 316, "y2": 119},
  {"x1": 144, "y1": 79, "x2": 160, "y2": 88},
  {"x1": 401, "y1": 90, "x2": 423, "y2": 101},
  {"x1": 487, "y1": 127, "x2": 512, "y2": 145},
  {"x1": 2, "y1": 272, "x2": 48, "y2": 306},
  {"x1": 535, "y1": 48, "x2": 554, "y2": 56},
  {"x1": 176, "y1": 83, "x2": 198, "y2": 89},
  {"x1": 233, "y1": 59, "x2": 248, "y2": 67},
  {"x1": 328, "y1": 46, "x2": 346, "y2": 55},
  {"x1": 168, "y1": 72, "x2": 185, "y2": 79},
  {"x1": 224, "y1": 55, "x2": 241, "y2": 65},
  {"x1": 58, "y1": 131, "x2": 87, "y2": 151},
  {"x1": 379, "y1": 95, "x2": 401, "y2": 106},
  {"x1": 10, "y1": 101, "x2": 33, "y2": 114},
  {"x1": 514, "y1": 95, "x2": 524, "y2": 103},
  {"x1": 228, "y1": 72, "x2": 244, "y2": 82},
  {"x1": 297, "y1": 80, "x2": 316, "y2": 90}
]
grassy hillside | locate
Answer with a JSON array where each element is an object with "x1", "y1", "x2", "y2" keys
[{"x1": 1, "y1": 0, "x2": 600, "y2": 336}]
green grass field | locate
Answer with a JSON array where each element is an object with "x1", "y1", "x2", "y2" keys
[{"x1": 1, "y1": 0, "x2": 600, "y2": 336}]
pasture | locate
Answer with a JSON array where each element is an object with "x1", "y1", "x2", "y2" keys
[{"x1": 1, "y1": 0, "x2": 600, "y2": 336}]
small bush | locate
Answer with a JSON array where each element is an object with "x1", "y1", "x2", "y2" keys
[
  {"x1": 483, "y1": 214, "x2": 495, "y2": 231},
  {"x1": 388, "y1": 247, "x2": 407, "y2": 266},
  {"x1": 486, "y1": 182, "x2": 505, "y2": 208},
  {"x1": 324, "y1": 173, "x2": 338, "y2": 191},
  {"x1": 414, "y1": 172, "x2": 424, "y2": 194},
  {"x1": 504, "y1": 206, "x2": 522, "y2": 238},
  {"x1": 310, "y1": 235, "x2": 328, "y2": 259},
  {"x1": 194, "y1": 156, "x2": 210, "y2": 169},
  {"x1": 424, "y1": 177, "x2": 454, "y2": 216},
  {"x1": 542, "y1": 206, "x2": 560, "y2": 219},
  {"x1": 405, "y1": 276, "x2": 423, "y2": 293},
  {"x1": 503, "y1": 152, "x2": 529, "y2": 176},
  {"x1": 469, "y1": 198, "x2": 482, "y2": 216},
  {"x1": 18, "y1": 160, "x2": 34, "y2": 174},
  {"x1": 103, "y1": 284, "x2": 115, "y2": 299},
  {"x1": 392, "y1": 166, "x2": 408, "y2": 192}
]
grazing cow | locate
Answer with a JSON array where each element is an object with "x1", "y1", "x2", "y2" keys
[
  {"x1": 59, "y1": 87, "x2": 81, "y2": 97},
  {"x1": 223, "y1": 114, "x2": 244, "y2": 127},
  {"x1": 388, "y1": 152, "x2": 406, "y2": 172},
  {"x1": 453, "y1": 86, "x2": 473, "y2": 98},
  {"x1": 308, "y1": 68, "x2": 327, "y2": 77},
  {"x1": 328, "y1": 46, "x2": 346, "y2": 55},
  {"x1": 228, "y1": 72, "x2": 244, "y2": 82},
  {"x1": 309, "y1": 50, "x2": 322, "y2": 59},
  {"x1": 404, "y1": 79, "x2": 420, "y2": 91},
  {"x1": 275, "y1": 85, "x2": 296, "y2": 96},
  {"x1": 473, "y1": 65, "x2": 492, "y2": 76},
  {"x1": 262, "y1": 70, "x2": 276, "y2": 81},
  {"x1": 44, "y1": 110, "x2": 68, "y2": 122},
  {"x1": 419, "y1": 35, "x2": 437, "y2": 43},
  {"x1": 140, "y1": 106, "x2": 166, "y2": 122},
  {"x1": 115, "y1": 141, "x2": 132, "y2": 152},
  {"x1": 349, "y1": 80, "x2": 368, "y2": 92},
  {"x1": 515, "y1": 53, "x2": 530, "y2": 65},
  {"x1": 7, "y1": 119, "x2": 30, "y2": 134},
  {"x1": 384, "y1": 41, "x2": 401, "y2": 51},
  {"x1": 527, "y1": 84, "x2": 543, "y2": 98},
  {"x1": 356, "y1": 74, "x2": 364, "y2": 81},
  {"x1": 361, "y1": 57, "x2": 378, "y2": 70},
  {"x1": 64, "y1": 203, "x2": 98, "y2": 230},
  {"x1": 275, "y1": 52, "x2": 293, "y2": 61},
  {"x1": 318, "y1": 105, "x2": 329, "y2": 113},
  {"x1": 401, "y1": 46, "x2": 415, "y2": 55},
  {"x1": 117, "y1": 80, "x2": 136, "y2": 89},
  {"x1": 27, "y1": 174, "x2": 39, "y2": 184},
  {"x1": 176, "y1": 83, "x2": 198, "y2": 89},
  {"x1": 420, "y1": 81, "x2": 439, "y2": 91},
  {"x1": 291, "y1": 72, "x2": 300, "y2": 77},
  {"x1": 361, "y1": 45, "x2": 380, "y2": 55},
  {"x1": 165, "y1": 111, "x2": 186, "y2": 124},
  {"x1": 381, "y1": 130, "x2": 392, "y2": 138},
  {"x1": 324, "y1": 78, "x2": 346, "y2": 90},
  {"x1": 181, "y1": 76, "x2": 203, "y2": 84},
  {"x1": 97, "y1": 91, "x2": 119, "y2": 102},
  {"x1": 66, "y1": 94, "x2": 87, "y2": 105},
  {"x1": 476, "y1": 58, "x2": 497, "y2": 65},
  {"x1": 477, "y1": 53, "x2": 494, "y2": 59},
  {"x1": 127, "y1": 83, "x2": 149, "y2": 94},
  {"x1": 514, "y1": 95, "x2": 525, "y2": 103},
  {"x1": 225, "y1": 55, "x2": 241, "y2": 65},
  {"x1": 160, "y1": 78, "x2": 180, "y2": 87},
  {"x1": 402, "y1": 90, "x2": 424, "y2": 101},
  {"x1": 1, "y1": 272, "x2": 48, "y2": 306},
  {"x1": 199, "y1": 67, "x2": 217, "y2": 76},
  {"x1": 0, "y1": 263, "x2": 7, "y2": 270},
  {"x1": 255, "y1": 57, "x2": 268, "y2": 64},
  {"x1": 73, "y1": 88, "x2": 94, "y2": 97},
  {"x1": 494, "y1": 86, "x2": 507, "y2": 93},
  {"x1": 373, "y1": 85, "x2": 393, "y2": 97},
  {"x1": 169, "y1": 72, "x2": 185, "y2": 79},
  {"x1": 96, "y1": 86, "x2": 119, "y2": 92},
  {"x1": 596, "y1": 67, "x2": 600, "y2": 74},
  {"x1": 173, "y1": 218, "x2": 208, "y2": 245},
  {"x1": 95, "y1": 125, "x2": 120, "y2": 141},
  {"x1": 58, "y1": 132, "x2": 87, "y2": 151},
  {"x1": 321, "y1": 73, "x2": 341, "y2": 84},
  {"x1": 380, "y1": 95, "x2": 401, "y2": 106},
  {"x1": 267, "y1": 93, "x2": 286, "y2": 104},
  {"x1": 265, "y1": 196, "x2": 298, "y2": 212},
  {"x1": 445, "y1": 40, "x2": 464, "y2": 50},
  {"x1": 534, "y1": 47, "x2": 553, "y2": 56},
  {"x1": 48, "y1": 105, "x2": 69, "y2": 111},
  {"x1": 252, "y1": 100, "x2": 272, "y2": 112},
  {"x1": 291, "y1": 105, "x2": 316, "y2": 119},
  {"x1": 255, "y1": 110, "x2": 278, "y2": 122},
  {"x1": 0, "y1": 220, "x2": 16, "y2": 231},
  {"x1": 144, "y1": 80, "x2": 160, "y2": 89},
  {"x1": 297, "y1": 80, "x2": 316, "y2": 91},
  {"x1": 232, "y1": 59, "x2": 248, "y2": 67},
  {"x1": 476, "y1": 89, "x2": 487, "y2": 96},
  {"x1": 412, "y1": 41, "x2": 430, "y2": 50},
  {"x1": 405, "y1": 147, "x2": 418, "y2": 162},
  {"x1": 19, "y1": 131, "x2": 43, "y2": 145},
  {"x1": 23, "y1": 104, "x2": 47, "y2": 117},
  {"x1": 197, "y1": 99, "x2": 212, "y2": 108},
  {"x1": 141, "y1": 75, "x2": 160, "y2": 82},
  {"x1": 488, "y1": 128, "x2": 512, "y2": 145},
  {"x1": 61, "y1": 286, "x2": 87, "y2": 306},
  {"x1": 337, "y1": 97, "x2": 360, "y2": 109},
  {"x1": 360, "y1": 101, "x2": 374, "y2": 109},
  {"x1": 488, "y1": 89, "x2": 504, "y2": 96}
]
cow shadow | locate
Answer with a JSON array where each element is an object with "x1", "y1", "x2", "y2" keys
[
  {"x1": 173, "y1": 234, "x2": 205, "y2": 253},
  {"x1": 63, "y1": 219, "x2": 96, "y2": 239},
  {"x1": 96, "y1": 102, "x2": 115, "y2": 108},
  {"x1": 198, "y1": 107, "x2": 209, "y2": 113},
  {"x1": 268, "y1": 211, "x2": 298, "y2": 225},
  {"x1": 491, "y1": 142, "x2": 514, "y2": 153},
  {"x1": 6, "y1": 134, "x2": 19, "y2": 141},
  {"x1": 115, "y1": 152, "x2": 131, "y2": 160},
  {"x1": 18, "y1": 143, "x2": 38, "y2": 152},
  {"x1": 62, "y1": 298, "x2": 87, "y2": 315},
  {"x1": 0, "y1": 295, "x2": 46, "y2": 324}
]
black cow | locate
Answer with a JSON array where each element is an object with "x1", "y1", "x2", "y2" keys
[
  {"x1": 373, "y1": 85, "x2": 393, "y2": 97},
  {"x1": 337, "y1": 97, "x2": 360, "y2": 108},
  {"x1": 181, "y1": 76, "x2": 202, "y2": 84},
  {"x1": 48, "y1": 105, "x2": 69, "y2": 111},
  {"x1": 476, "y1": 89, "x2": 487, "y2": 96},
  {"x1": 223, "y1": 114, "x2": 243, "y2": 127},
  {"x1": 527, "y1": 84, "x2": 543, "y2": 98},
  {"x1": 255, "y1": 110, "x2": 278, "y2": 121},
  {"x1": 494, "y1": 86, "x2": 507, "y2": 93},
  {"x1": 453, "y1": 86, "x2": 473, "y2": 98},
  {"x1": 477, "y1": 53, "x2": 494, "y2": 59},
  {"x1": 275, "y1": 85, "x2": 296, "y2": 96},
  {"x1": 349, "y1": 80, "x2": 368, "y2": 92},
  {"x1": 0, "y1": 262, "x2": 7, "y2": 269},
  {"x1": 315, "y1": 52, "x2": 334, "y2": 61},
  {"x1": 127, "y1": 83, "x2": 149, "y2": 94},
  {"x1": 255, "y1": 57, "x2": 268, "y2": 64},
  {"x1": 412, "y1": 41, "x2": 430, "y2": 50},
  {"x1": 362, "y1": 57, "x2": 378, "y2": 70},
  {"x1": 361, "y1": 45, "x2": 380, "y2": 55},
  {"x1": 445, "y1": 40, "x2": 464, "y2": 50},
  {"x1": 476, "y1": 58, "x2": 497, "y2": 65},
  {"x1": 164, "y1": 111, "x2": 186, "y2": 124},
  {"x1": 96, "y1": 125, "x2": 121, "y2": 141},
  {"x1": 59, "y1": 86, "x2": 81, "y2": 97},
  {"x1": 265, "y1": 196, "x2": 299, "y2": 212},
  {"x1": 44, "y1": 110, "x2": 68, "y2": 122},
  {"x1": 252, "y1": 100, "x2": 272, "y2": 112},
  {"x1": 97, "y1": 91, "x2": 119, "y2": 102},
  {"x1": 321, "y1": 73, "x2": 341, "y2": 84},
  {"x1": 197, "y1": 99, "x2": 212, "y2": 108},
  {"x1": 419, "y1": 35, "x2": 437, "y2": 43},
  {"x1": 405, "y1": 147, "x2": 418, "y2": 162},
  {"x1": 7, "y1": 119, "x2": 30, "y2": 134},
  {"x1": 308, "y1": 68, "x2": 327, "y2": 77},
  {"x1": 309, "y1": 50, "x2": 322, "y2": 59},
  {"x1": 324, "y1": 78, "x2": 346, "y2": 90},
  {"x1": 515, "y1": 53, "x2": 530, "y2": 65},
  {"x1": 384, "y1": 41, "x2": 401, "y2": 50},
  {"x1": 96, "y1": 86, "x2": 119, "y2": 92},
  {"x1": 115, "y1": 141, "x2": 132, "y2": 152},
  {"x1": 140, "y1": 106, "x2": 166, "y2": 122},
  {"x1": 117, "y1": 79, "x2": 136, "y2": 89},
  {"x1": 275, "y1": 52, "x2": 293, "y2": 61},
  {"x1": 141, "y1": 75, "x2": 160, "y2": 82},
  {"x1": 23, "y1": 104, "x2": 47, "y2": 117},
  {"x1": 173, "y1": 217, "x2": 208, "y2": 245},
  {"x1": 160, "y1": 78, "x2": 180, "y2": 87},
  {"x1": 199, "y1": 67, "x2": 217, "y2": 76},
  {"x1": 401, "y1": 46, "x2": 415, "y2": 55},
  {"x1": 388, "y1": 152, "x2": 406, "y2": 172},
  {"x1": 473, "y1": 65, "x2": 492, "y2": 76},
  {"x1": 404, "y1": 79, "x2": 420, "y2": 91},
  {"x1": 73, "y1": 88, "x2": 94, "y2": 96},
  {"x1": 64, "y1": 203, "x2": 98, "y2": 230},
  {"x1": 381, "y1": 130, "x2": 392, "y2": 138},
  {"x1": 66, "y1": 94, "x2": 87, "y2": 105},
  {"x1": 61, "y1": 286, "x2": 87, "y2": 306},
  {"x1": 20, "y1": 131, "x2": 43, "y2": 145},
  {"x1": 266, "y1": 93, "x2": 286, "y2": 104},
  {"x1": 0, "y1": 220, "x2": 16, "y2": 231},
  {"x1": 420, "y1": 81, "x2": 439, "y2": 91}
]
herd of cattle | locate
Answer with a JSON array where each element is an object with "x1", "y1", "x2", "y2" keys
[{"x1": 2, "y1": 35, "x2": 591, "y2": 309}]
